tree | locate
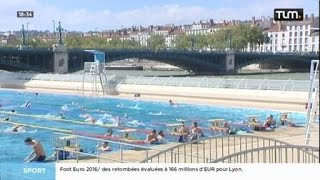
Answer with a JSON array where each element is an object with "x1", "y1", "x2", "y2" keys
[
  {"x1": 174, "y1": 34, "x2": 190, "y2": 50},
  {"x1": 147, "y1": 34, "x2": 165, "y2": 51},
  {"x1": 194, "y1": 34, "x2": 208, "y2": 50}
]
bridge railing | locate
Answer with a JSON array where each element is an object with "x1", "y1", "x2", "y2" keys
[{"x1": 120, "y1": 76, "x2": 315, "y2": 92}]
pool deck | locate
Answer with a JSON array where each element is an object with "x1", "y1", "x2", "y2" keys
[{"x1": 58, "y1": 126, "x2": 319, "y2": 163}]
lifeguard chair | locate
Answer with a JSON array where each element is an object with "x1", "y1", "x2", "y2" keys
[
  {"x1": 54, "y1": 135, "x2": 79, "y2": 160},
  {"x1": 82, "y1": 50, "x2": 109, "y2": 95}
]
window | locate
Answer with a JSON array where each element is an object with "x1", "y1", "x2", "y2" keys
[
  {"x1": 275, "y1": 46, "x2": 277, "y2": 51},
  {"x1": 289, "y1": 46, "x2": 292, "y2": 51},
  {"x1": 294, "y1": 45, "x2": 297, "y2": 51},
  {"x1": 282, "y1": 33, "x2": 285, "y2": 37},
  {"x1": 275, "y1": 34, "x2": 278, "y2": 38},
  {"x1": 300, "y1": 31, "x2": 303, "y2": 36},
  {"x1": 289, "y1": 39, "x2": 292, "y2": 44},
  {"x1": 305, "y1": 31, "x2": 308, "y2": 36},
  {"x1": 299, "y1": 45, "x2": 302, "y2": 51},
  {"x1": 299, "y1": 38, "x2": 302, "y2": 44},
  {"x1": 275, "y1": 39, "x2": 278, "y2": 44},
  {"x1": 312, "y1": 37, "x2": 315, "y2": 42},
  {"x1": 289, "y1": 26, "x2": 292, "y2": 30},
  {"x1": 305, "y1": 38, "x2": 308, "y2": 43},
  {"x1": 294, "y1": 32, "x2": 297, "y2": 36},
  {"x1": 300, "y1": 25, "x2": 303, "y2": 29},
  {"x1": 294, "y1": 38, "x2": 297, "y2": 44}
]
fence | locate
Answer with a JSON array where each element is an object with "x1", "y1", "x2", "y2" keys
[
  {"x1": 140, "y1": 135, "x2": 308, "y2": 163},
  {"x1": 211, "y1": 145, "x2": 319, "y2": 163},
  {"x1": 0, "y1": 71, "x2": 317, "y2": 92},
  {"x1": 53, "y1": 132, "x2": 164, "y2": 163},
  {"x1": 120, "y1": 76, "x2": 316, "y2": 92}
]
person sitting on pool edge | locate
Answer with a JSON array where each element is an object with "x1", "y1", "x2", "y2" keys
[
  {"x1": 177, "y1": 122, "x2": 189, "y2": 142},
  {"x1": 145, "y1": 129, "x2": 158, "y2": 144},
  {"x1": 104, "y1": 128, "x2": 113, "y2": 137},
  {"x1": 189, "y1": 121, "x2": 204, "y2": 141},
  {"x1": 157, "y1": 130, "x2": 165, "y2": 144},
  {"x1": 263, "y1": 115, "x2": 275, "y2": 130},
  {"x1": 24, "y1": 137, "x2": 46, "y2": 162},
  {"x1": 97, "y1": 142, "x2": 111, "y2": 152}
]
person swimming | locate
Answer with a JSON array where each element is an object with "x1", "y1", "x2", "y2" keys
[
  {"x1": 3, "y1": 117, "x2": 11, "y2": 121},
  {"x1": 24, "y1": 100, "x2": 31, "y2": 108},
  {"x1": 11, "y1": 125, "x2": 24, "y2": 132},
  {"x1": 169, "y1": 100, "x2": 175, "y2": 106},
  {"x1": 59, "y1": 111, "x2": 65, "y2": 119}
]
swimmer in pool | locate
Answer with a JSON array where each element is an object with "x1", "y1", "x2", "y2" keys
[
  {"x1": 24, "y1": 100, "x2": 31, "y2": 108},
  {"x1": 169, "y1": 100, "x2": 175, "y2": 106},
  {"x1": 59, "y1": 111, "x2": 65, "y2": 119},
  {"x1": 11, "y1": 125, "x2": 24, "y2": 132},
  {"x1": 4, "y1": 117, "x2": 11, "y2": 121}
]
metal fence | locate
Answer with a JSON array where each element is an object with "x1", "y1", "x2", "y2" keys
[
  {"x1": 120, "y1": 76, "x2": 315, "y2": 92},
  {"x1": 140, "y1": 135, "x2": 306, "y2": 163},
  {"x1": 0, "y1": 71, "x2": 316, "y2": 92},
  {"x1": 211, "y1": 145, "x2": 319, "y2": 163},
  {"x1": 53, "y1": 132, "x2": 164, "y2": 163}
]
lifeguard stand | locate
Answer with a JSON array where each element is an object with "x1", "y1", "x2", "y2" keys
[{"x1": 82, "y1": 50, "x2": 109, "y2": 95}]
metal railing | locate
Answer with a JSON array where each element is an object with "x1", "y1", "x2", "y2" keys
[
  {"x1": 0, "y1": 71, "x2": 317, "y2": 92},
  {"x1": 53, "y1": 132, "x2": 164, "y2": 163},
  {"x1": 140, "y1": 135, "x2": 295, "y2": 163},
  {"x1": 211, "y1": 145, "x2": 319, "y2": 163},
  {"x1": 121, "y1": 76, "x2": 316, "y2": 92}
]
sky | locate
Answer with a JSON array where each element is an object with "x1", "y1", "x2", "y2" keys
[{"x1": 0, "y1": 0, "x2": 318, "y2": 32}]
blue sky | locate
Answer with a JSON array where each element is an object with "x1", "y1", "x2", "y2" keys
[{"x1": 0, "y1": 0, "x2": 318, "y2": 31}]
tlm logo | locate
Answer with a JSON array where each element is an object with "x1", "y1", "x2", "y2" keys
[{"x1": 274, "y1": 9, "x2": 304, "y2": 21}]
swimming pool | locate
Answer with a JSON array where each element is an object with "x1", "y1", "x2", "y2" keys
[{"x1": 0, "y1": 89, "x2": 307, "y2": 163}]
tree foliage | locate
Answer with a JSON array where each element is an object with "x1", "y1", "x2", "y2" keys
[{"x1": 147, "y1": 34, "x2": 166, "y2": 51}]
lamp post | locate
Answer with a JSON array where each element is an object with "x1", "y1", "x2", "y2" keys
[
  {"x1": 26, "y1": 22, "x2": 29, "y2": 46},
  {"x1": 52, "y1": 20, "x2": 56, "y2": 38},
  {"x1": 21, "y1": 24, "x2": 26, "y2": 46},
  {"x1": 56, "y1": 21, "x2": 64, "y2": 45}
]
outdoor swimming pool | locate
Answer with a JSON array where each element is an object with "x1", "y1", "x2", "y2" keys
[{"x1": 0, "y1": 89, "x2": 307, "y2": 163}]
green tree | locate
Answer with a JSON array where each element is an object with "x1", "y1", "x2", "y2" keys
[
  {"x1": 174, "y1": 34, "x2": 190, "y2": 50},
  {"x1": 147, "y1": 34, "x2": 165, "y2": 51},
  {"x1": 194, "y1": 34, "x2": 208, "y2": 50}
]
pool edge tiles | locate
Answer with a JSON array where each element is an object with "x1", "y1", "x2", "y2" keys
[{"x1": 0, "y1": 163, "x2": 55, "y2": 180}]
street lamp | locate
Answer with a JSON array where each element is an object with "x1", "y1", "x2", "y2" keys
[
  {"x1": 52, "y1": 20, "x2": 55, "y2": 38},
  {"x1": 26, "y1": 22, "x2": 30, "y2": 46}
]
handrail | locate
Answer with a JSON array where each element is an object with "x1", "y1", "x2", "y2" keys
[
  {"x1": 54, "y1": 132, "x2": 163, "y2": 151},
  {"x1": 258, "y1": 78, "x2": 267, "y2": 90},
  {"x1": 140, "y1": 134, "x2": 293, "y2": 163},
  {"x1": 210, "y1": 145, "x2": 319, "y2": 163},
  {"x1": 163, "y1": 76, "x2": 172, "y2": 86},
  {"x1": 235, "y1": 77, "x2": 245, "y2": 89},
  {"x1": 281, "y1": 78, "x2": 291, "y2": 91},
  {"x1": 179, "y1": 76, "x2": 189, "y2": 86}
]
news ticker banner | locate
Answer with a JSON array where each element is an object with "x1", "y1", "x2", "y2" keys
[
  {"x1": 0, "y1": 163, "x2": 55, "y2": 180},
  {"x1": 1, "y1": 163, "x2": 320, "y2": 180},
  {"x1": 56, "y1": 163, "x2": 320, "y2": 180}
]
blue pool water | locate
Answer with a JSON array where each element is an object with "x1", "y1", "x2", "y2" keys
[{"x1": 0, "y1": 89, "x2": 306, "y2": 163}]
